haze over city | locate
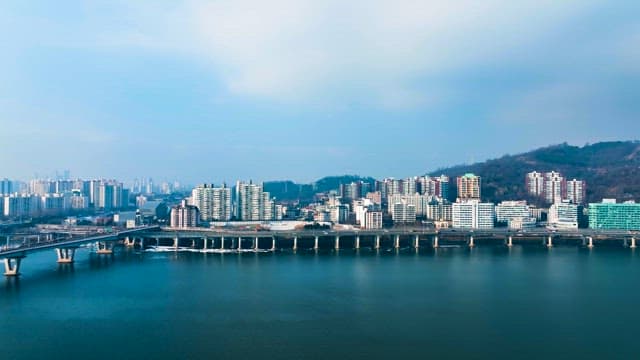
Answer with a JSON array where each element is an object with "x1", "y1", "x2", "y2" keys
[{"x1": 1, "y1": 0, "x2": 639, "y2": 183}]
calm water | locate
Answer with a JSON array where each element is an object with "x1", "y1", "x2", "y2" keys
[{"x1": 1, "y1": 246, "x2": 638, "y2": 359}]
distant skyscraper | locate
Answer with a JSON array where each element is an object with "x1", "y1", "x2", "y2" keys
[
  {"x1": 457, "y1": 173, "x2": 481, "y2": 200},
  {"x1": 0, "y1": 178, "x2": 13, "y2": 195}
]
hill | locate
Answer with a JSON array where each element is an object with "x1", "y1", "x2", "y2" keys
[
  {"x1": 264, "y1": 175, "x2": 376, "y2": 203},
  {"x1": 431, "y1": 141, "x2": 640, "y2": 204}
]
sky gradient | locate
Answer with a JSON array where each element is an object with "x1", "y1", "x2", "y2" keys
[{"x1": 1, "y1": 1, "x2": 639, "y2": 184}]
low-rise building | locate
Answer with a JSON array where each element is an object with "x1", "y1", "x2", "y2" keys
[{"x1": 589, "y1": 199, "x2": 640, "y2": 230}]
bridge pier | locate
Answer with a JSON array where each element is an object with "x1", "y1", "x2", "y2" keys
[
  {"x1": 394, "y1": 235, "x2": 400, "y2": 249},
  {"x1": 4, "y1": 256, "x2": 24, "y2": 276},
  {"x1": 238, "y1": 237, "x2": 243, "y2": 250},
  {"x1": 335, "y1": 236, "x2": 340, "y2": 250},
  {"x1": 414, "y1": 235, "x2": 420, "y2": 249},
  {"x1": 546, "y1": 236, "x2": 553, "y2": 248},
  {"x1": 220, "y1": 237, "x2": 225, "y2": 250},
  {"x1": 203, "y1": 237, "x2": 208, "y2": 251},
  {"x1": 96, "y1": 241, "x2": 114, "y2": 255},
  {"x1": 124, "y1": 237, "x2": 135, "y2": 247},
  {"x1": 433, "y1": 235, "x2": 439, "y2": 248},
  {"x1": 173, "y1": 237, "x2": 179, "y2": 250},
  {"x1": 292, "y1": 237, "x2": 297, "y2": 251},
  {"x1": 469, "y1": 236, "x2": 475, "y2": 248},
  {"x1": 375, "y1": 235, "x2": 380, "y2": 250},
  {"x1": 587, "y1": 237, "x2": 594, "y2": 249},
  {"x1": 314, "y1": 236, "x2": 319, "y2": 250},
  {"x1": 271, "y1": 238, "x2": 276, "y2": 251},
  {"x1": 355, "y1": 235, "x2": 360, "y2": 249},
  {"x1": 255, "y1": 237, "x2": 260, "y2": 250},
  {"x1": 56, "y1": 248, "x2": 76, "y2": 264},
  {"x1": 631, "y1": 237, "x2": 637, "y2": 249},
  {"x1": 507, "y1": 236, "x2": 513, "y2": 247}
]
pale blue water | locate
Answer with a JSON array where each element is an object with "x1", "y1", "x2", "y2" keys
[{"x1": 1, "y1": 246, "x2": 638, "y2": 359}]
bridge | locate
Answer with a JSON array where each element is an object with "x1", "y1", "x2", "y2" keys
[
  {"x1": 0, "y1": 226, "x2": 159, "y2": 276},
  {"x1": 1, "y1": 225, "x2": 638, "y2": 277}
]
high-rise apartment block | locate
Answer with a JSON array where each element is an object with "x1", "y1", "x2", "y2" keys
[
  {"x1": 457, "y1": 174, "x2": 481, "y2": 201},
  {"x1": 170, "y1": 200, "x2": 199, "y2": 228},
  {"x1": 566, "y1": 179, "x2": 586, "y2": 204},
  {"x1": 526, "y1": 171, "x2": 586, "y2": 204},
  {"x1": 235, "y1": 181, "x2": 275, "y2": 221},
  {"x1": 191, "y1": 184, "x2": 232, "y2": 221}
]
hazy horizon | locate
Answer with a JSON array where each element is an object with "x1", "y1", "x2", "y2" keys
[{"x1": 2, "y1": 1, "x2": 639, "y2": 184}]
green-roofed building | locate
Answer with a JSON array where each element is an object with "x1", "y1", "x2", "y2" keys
[{"x1": 588, "y1": 200, "x2": 640, "y2": 230}]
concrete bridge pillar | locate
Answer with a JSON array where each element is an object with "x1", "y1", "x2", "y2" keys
[
  {"x1": 546, "y1": 236, "x2": 553, "y2": 248},
  {"x1": 255, "y1": 237, "x2": 260, "y2": 250},
  {"x1": 3, "y1": 256, "x2": 24, "y2": 276},
  {"x1": 355, "y1": 236, "x2": 360, "y2": 249},
  {"x1": 335, "y1": 236, "x2": 340, "y2": 250},
  {"x1": 292, "y1": 237, "x2": 297, "y2": 251},
  {"x1": 173, "y1": 237, "x2": 179, "y2": 249},
  {"x1": 433, "y1": 235, "x2": 439, "y2": 248},
  {"x1": 56, "y1": 248, "x2": 76, "y2": 264},
  {"x1": 631, "y1": 237, "x2": 637, "y2": 249},
  {"x1": 375, "y1": 235, "x2": 380, "y2": 250},
  {"x1": 587, "y1": 237, "x2": 594, "y2": 248},
  {"x1": 314, "y1": 236, "x2": 319, "y2": 250},
  {"x1": 203, "y1": 237, "x2": 208, "y2": 251},
  {"x1": 271, "y1": 237, "x2": 276, "y2": 251},
  {"x1": 220, "y1": 237, "x2": 225, "y2": 250},
  {"x1": 469, "y1": 236, "x2": 475, "y2": 248},
  {"x1": 140, "y1": 237, "x2": 145, "y2": 249},
  {"x1": 507, "y1": 236, "x2": 513, "y2": 247},
  {"x1": 394, "y1": 235, "x2": 400, "y2": 249},
  {"x1": 96, "y1": 241, "x2": 113, "y2": 255},
  {"x1": 238, "y1": 237, "x2": 243, "y2": 250},
  {"x1": 124, "y1": 236, "x2": 133, "y2": 247},
  {"x1": 414, "y1": 235, "x2": 420, "y2": 248}
]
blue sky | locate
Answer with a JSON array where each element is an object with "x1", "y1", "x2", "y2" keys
[{"x1": 1, "y1": 0, "x2": 639, "y2": 184}]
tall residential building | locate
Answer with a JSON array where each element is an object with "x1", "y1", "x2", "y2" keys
[
  {"x1": 548, "y1": 201, "x2": 578, "y2": 229},
  {"x1": 235, "y1": 181, "x2": 275, "y2": 221},
  {"x1": 457, "y1": 173, "x2": 481, "y2": 201},
  {"x1": 526, "y1": 171, "x2": 545, "y2": 197},
  {"x1": 402, "y1": 177, "x2": 417, "y2": 195},
  {"x1": 170, "y1": 200, "x2": 199, "y2": 228},
  {"x1": 589, "y1": 200, "x2": 640, "y2": 230},
  {"x1": 452, "y1": 200, "x2": 495, "y2": 229},
  {"x1": 191, "y1": 184, "x2": 232, "y2": 221},
  {"x1": 566, "y1": 179, "x2": 586, "y2": 204},
  {"x1": 363, "y1": 211, "x2": 383, "y2": 229},
  {"x1": 427, "y1": 201, "x2": 453, "y2": 222},
  {"x1": 388, "y1": 194, "x2": 430, "y2": 217},
  {"x1": 544, "y1": 172, "x2": 566, "y2": 204},
  {"x1": 391, "y1": 200, "x2": 416, "y2": 224}
]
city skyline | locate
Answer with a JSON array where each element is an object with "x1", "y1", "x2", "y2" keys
[{"x1": 2, "y1": 1, "x2": 639, "y2": 183}]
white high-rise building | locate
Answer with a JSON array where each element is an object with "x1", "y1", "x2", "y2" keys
[
  {"x1": 544, "y1": 172, "x2": 565, "y2": 204},
  {"x1": 364, "y1": 211, "x2": 383, "y2": 229},
  {"x1": 391, "y1": 200, "x2": 416, "y2": 224},
  {"x1": 170, "y1": 200, "x2": 199, "y2": 228},
  {"x1": 236, "y1": 181, "x2": 275, "y2": 221},
  {"x1": 526, "y1": 171, "x2": 545, "y2": 197},
  {"x1": 191, "y1": 184, "x2": 232, "y2": 221},
  {"x1": 566, "y1": 179, "x2": 586, "y2": 204},
  {"x1": 452, "y1": 200, "x2": 495, "y2": 229}
]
